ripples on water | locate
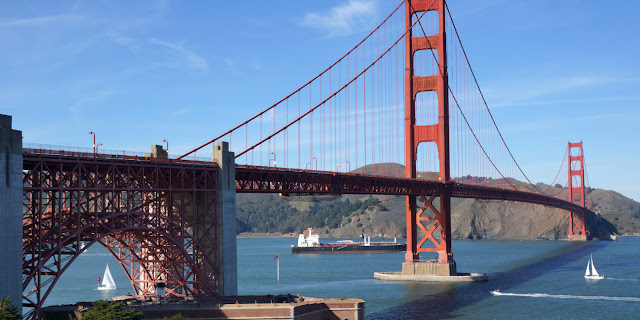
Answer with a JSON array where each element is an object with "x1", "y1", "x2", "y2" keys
[{"x1": 47, "y1": 237, "x2": 640, "y2": 319}]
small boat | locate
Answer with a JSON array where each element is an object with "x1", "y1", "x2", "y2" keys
[
  {"x1": 584, "y1": 254, "x2": 604, "y2": 280},
  {"x1": 490, "y1": 289, "x2": 502, "y2": 296},
  {"x1": 291, "y1": 228, "x2": 406, "y2": 253},
  {"x1": 97, "y1": 264, "x2": 117, "y2": 290}
]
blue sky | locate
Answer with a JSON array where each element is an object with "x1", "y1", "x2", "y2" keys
[{"x1": 1, "y1": 0, "x2": 639, "y2": 201}]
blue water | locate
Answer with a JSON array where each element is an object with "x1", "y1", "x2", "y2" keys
[{"x1": 46, "y1": 237, "x2": 640, "y2": 319}]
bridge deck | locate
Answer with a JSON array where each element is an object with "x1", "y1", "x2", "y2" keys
[
  {"x1": 235, "y1": 165, "x2": 592, "y2": 214},
  {"x1": 21, "y1": 150, "x2": 589, "y2": 215}
]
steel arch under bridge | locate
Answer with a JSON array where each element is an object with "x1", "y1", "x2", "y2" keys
[{"x1": 22, "y1": 152, "x2": 219, "y2": 319}]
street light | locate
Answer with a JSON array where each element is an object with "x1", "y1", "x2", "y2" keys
[
  {"x1": 269, "y1": 152, "x2": 276, "y2": 167},
  {"x1": 88, "y1": 131, "x2": 96, "y2": 156},
  {"x1": 96, "y1": 143, "x2": 103, "y2": 154},
  {"x1": 162, "y1": 139, "x2": 168, "y2": 152},
  {"x1": 312, "y1": 157, "x2": 317, "y2": 170},
  {"x1": 346, "y1": 160, "x2": 351, "y2": 172}
]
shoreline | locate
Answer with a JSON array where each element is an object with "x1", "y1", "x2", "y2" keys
[
  {"x1": 237, "y1": 232, "x2": 405, "y2": 239},
  {"x1": 236, "y1": 233, "x2": 614, "y2": 241}
]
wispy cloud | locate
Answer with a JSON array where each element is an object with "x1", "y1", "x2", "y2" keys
[
  {"x1": 0, "y1": 14, "x2": 79, "y2": 28},
  {"x1": 488, "y1": 75, "x2": 614, "y2": 108},
  {"x1": 171, "y1": 108, "x2": 191, "y2": 116},
  {"x1": 493, "y1": 96, "x2": 640, "y2": 109},
  {"x1": 106, "y1": 32, "x2": 134, "y2": 46},
  {"x1": 574, "y1": 112, "x2": 633, "y2": 122},
  {"x1": 150, "y1": 38, "x2": 209, "y2": 72},
  {"x1": 499, "y1": 111, "x2": 629, "y2": 134},
  {"x1": 301, "y1": 0, "x2": 377, "y2": 37},
  {"x1": 212, "y1": 55, "x2": 234, "y2": 69},
  {"x1": 69, "y1": 89, "x2": 118, "y2": 112}
]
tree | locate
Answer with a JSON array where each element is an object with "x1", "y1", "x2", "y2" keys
[
  {"x1": 82, "y1": 300, "x2": 142, "y2": 320},
  {"x1": 164, "y1": 314, "x2": 190, "y2": 320},
  {"x1": 0, "y1": 297, "x2": 20, "y2": 320}
]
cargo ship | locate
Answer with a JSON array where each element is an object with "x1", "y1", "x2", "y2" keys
[{"x1": 291, "y1": 228, "x2": 406, "y2": 253}]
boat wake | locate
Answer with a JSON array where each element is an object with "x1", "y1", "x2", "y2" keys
[
  {"x1": 492, "y1": 292, "x2": 640, "y2": 302},
  {"x1": 606, "y1": 278, "x2": 640, "y2": 281}
]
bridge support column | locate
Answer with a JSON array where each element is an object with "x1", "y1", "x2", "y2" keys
[
  {"x1": 0, "y1": 115, "x2": 23, "y2": 312},
  {"x1": 212, "y1": 141, "x2": 237, "y2": 296},
  {"x1": 402, "y1": 0, "x2": 456, "y2": 275},
  {"x1": 568, "y1": 142, "x2": 587, "y2": 241},
  {"x1": 403, "y1": 191, "x2": 456, "y2": 276}
]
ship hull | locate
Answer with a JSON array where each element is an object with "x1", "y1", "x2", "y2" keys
[{"x1": 292, "y1": 243, "x2": 406, "y2": 254}]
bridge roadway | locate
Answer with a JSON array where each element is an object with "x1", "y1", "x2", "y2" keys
[
  {"x1": 235, "y1": 165, "x2": 593, "y2": 215},
  {"x1": 21, "y1": 147, "x2": 592, "y2": 216},
  {"x1": 21, "y1": 148, "x2": 592, "y2": 216}
]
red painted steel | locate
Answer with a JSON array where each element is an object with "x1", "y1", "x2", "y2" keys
[
  {"x1": 568, "y1": 142, "x2": 587, "y2": 239},
  {"x1": 22, "y1": 153, "x2": 218, "y2": 319},
  {"x1": 404, "y1": 0, "x2": 452, "y2": 263},
  {"x1": 236, "y1": 165, "x2": 592, "y2": 214},
  {"x1": 18, "y1": 2, "x2": 600, "y2": 316}
]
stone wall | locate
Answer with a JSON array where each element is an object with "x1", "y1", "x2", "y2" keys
[{"x1": 0, "y1": 114, "x2": 23, "y2": 311}]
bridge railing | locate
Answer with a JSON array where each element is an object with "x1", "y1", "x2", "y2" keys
[{"x1": 23, "y1": 143, "x2": 215, "y2": 166}]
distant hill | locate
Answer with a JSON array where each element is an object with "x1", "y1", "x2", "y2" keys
[{"x1": 236, "y1": 163, "x2": 634, "y2": 240}]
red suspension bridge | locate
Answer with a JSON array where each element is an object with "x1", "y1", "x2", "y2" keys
[
  {"x1": 177, "y1": 0, "x2": 596, "y2": 261},
  {"x1": 15, "y1": 0, "x2": 598, "y2": 318}
]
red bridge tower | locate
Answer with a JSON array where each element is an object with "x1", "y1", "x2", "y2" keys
[
  {"x1": 403, "y1": 0, "x2": 456, "y2": 276},
  {"x1": 568, "y1": 141, "x2": 587, "y2": 240}
]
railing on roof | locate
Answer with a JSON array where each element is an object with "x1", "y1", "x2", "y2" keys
[{"x1": 23, "y1": 143, "x2": 215, "y2": 166}]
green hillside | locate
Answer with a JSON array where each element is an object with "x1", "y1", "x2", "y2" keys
[{"x1": 236, "y1": 164, "x2": 635, "y2": 240}]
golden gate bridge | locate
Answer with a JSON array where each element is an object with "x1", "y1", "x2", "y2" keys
[{"x1": 8, "y1": 0, "x2": 599, "y2": 318}]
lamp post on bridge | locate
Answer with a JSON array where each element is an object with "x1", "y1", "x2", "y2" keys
[
  {"x1": 162, "y1": 139, "x2": 169, "y2": 152},
  {"x1": 269, "y1": 152, "x2": 276, "y2": 167},
  {"x1": 96, "y1": 143, "x2": 102, "y2": 154},
  {"x1": 312, "y1": 157, "x2": 317, "y2": 170},
  {"x1": 88, "y1": 131, "x2": 96, "y2": 157}
]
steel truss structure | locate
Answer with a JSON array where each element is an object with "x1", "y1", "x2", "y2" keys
[
  {"x1": 236, "y1": 166, "x2": 592, "y2": 214},
  {"x1": 22, "y1": 153, "x2": 218, "y2": 319}
]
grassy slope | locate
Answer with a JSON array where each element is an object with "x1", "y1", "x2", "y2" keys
[{"x1": 237, "y1": 164, "x2": 637, "y2": 239}]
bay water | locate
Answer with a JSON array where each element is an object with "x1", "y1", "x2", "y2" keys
[{"x1": 45, "y1": 237, "x2": 640, "y2": 319}]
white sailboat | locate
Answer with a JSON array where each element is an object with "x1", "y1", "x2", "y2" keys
[
  {"x1": 97, "y1": 264, "x2": 117, "y2": 290},
  {"x1": 584, "y1": 254, "x2": 604, "y2": 280}
]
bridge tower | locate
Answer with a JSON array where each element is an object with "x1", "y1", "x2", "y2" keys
[
  {"x1": 568, "y1": 141, "x2": 587, "y2": 240},
  {"x1": 403, "y1": 0, "x2": 456, "y2": 276}
]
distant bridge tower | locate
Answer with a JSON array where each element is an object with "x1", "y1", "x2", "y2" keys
[
  {"x1": 403, "y1": 0, "x2": 456, "y2": 276},
  {"x1": 568, "y1": 142, "x2": 587, "y2": 240}
]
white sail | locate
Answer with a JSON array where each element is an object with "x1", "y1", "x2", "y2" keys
[
  {"x1": 98, "y1": 264, "x2": 116, "y2": 290},
  {"x1": 585, "y1": 257, "x2": 591, "y2": 277},
  {"x1": 590, "y1": 255, "x2": 599, "y2": 277},
  {"x1": 584, "y1": 254, "x2": 604, "y2": 279}
]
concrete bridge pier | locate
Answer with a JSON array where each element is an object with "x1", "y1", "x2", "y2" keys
[
  {"x1": 0, "y1": 115, "x2": 23, "y2": 312},
  {"x1": 212, "y1": 141, "x2": 237, "y2": 296}
]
